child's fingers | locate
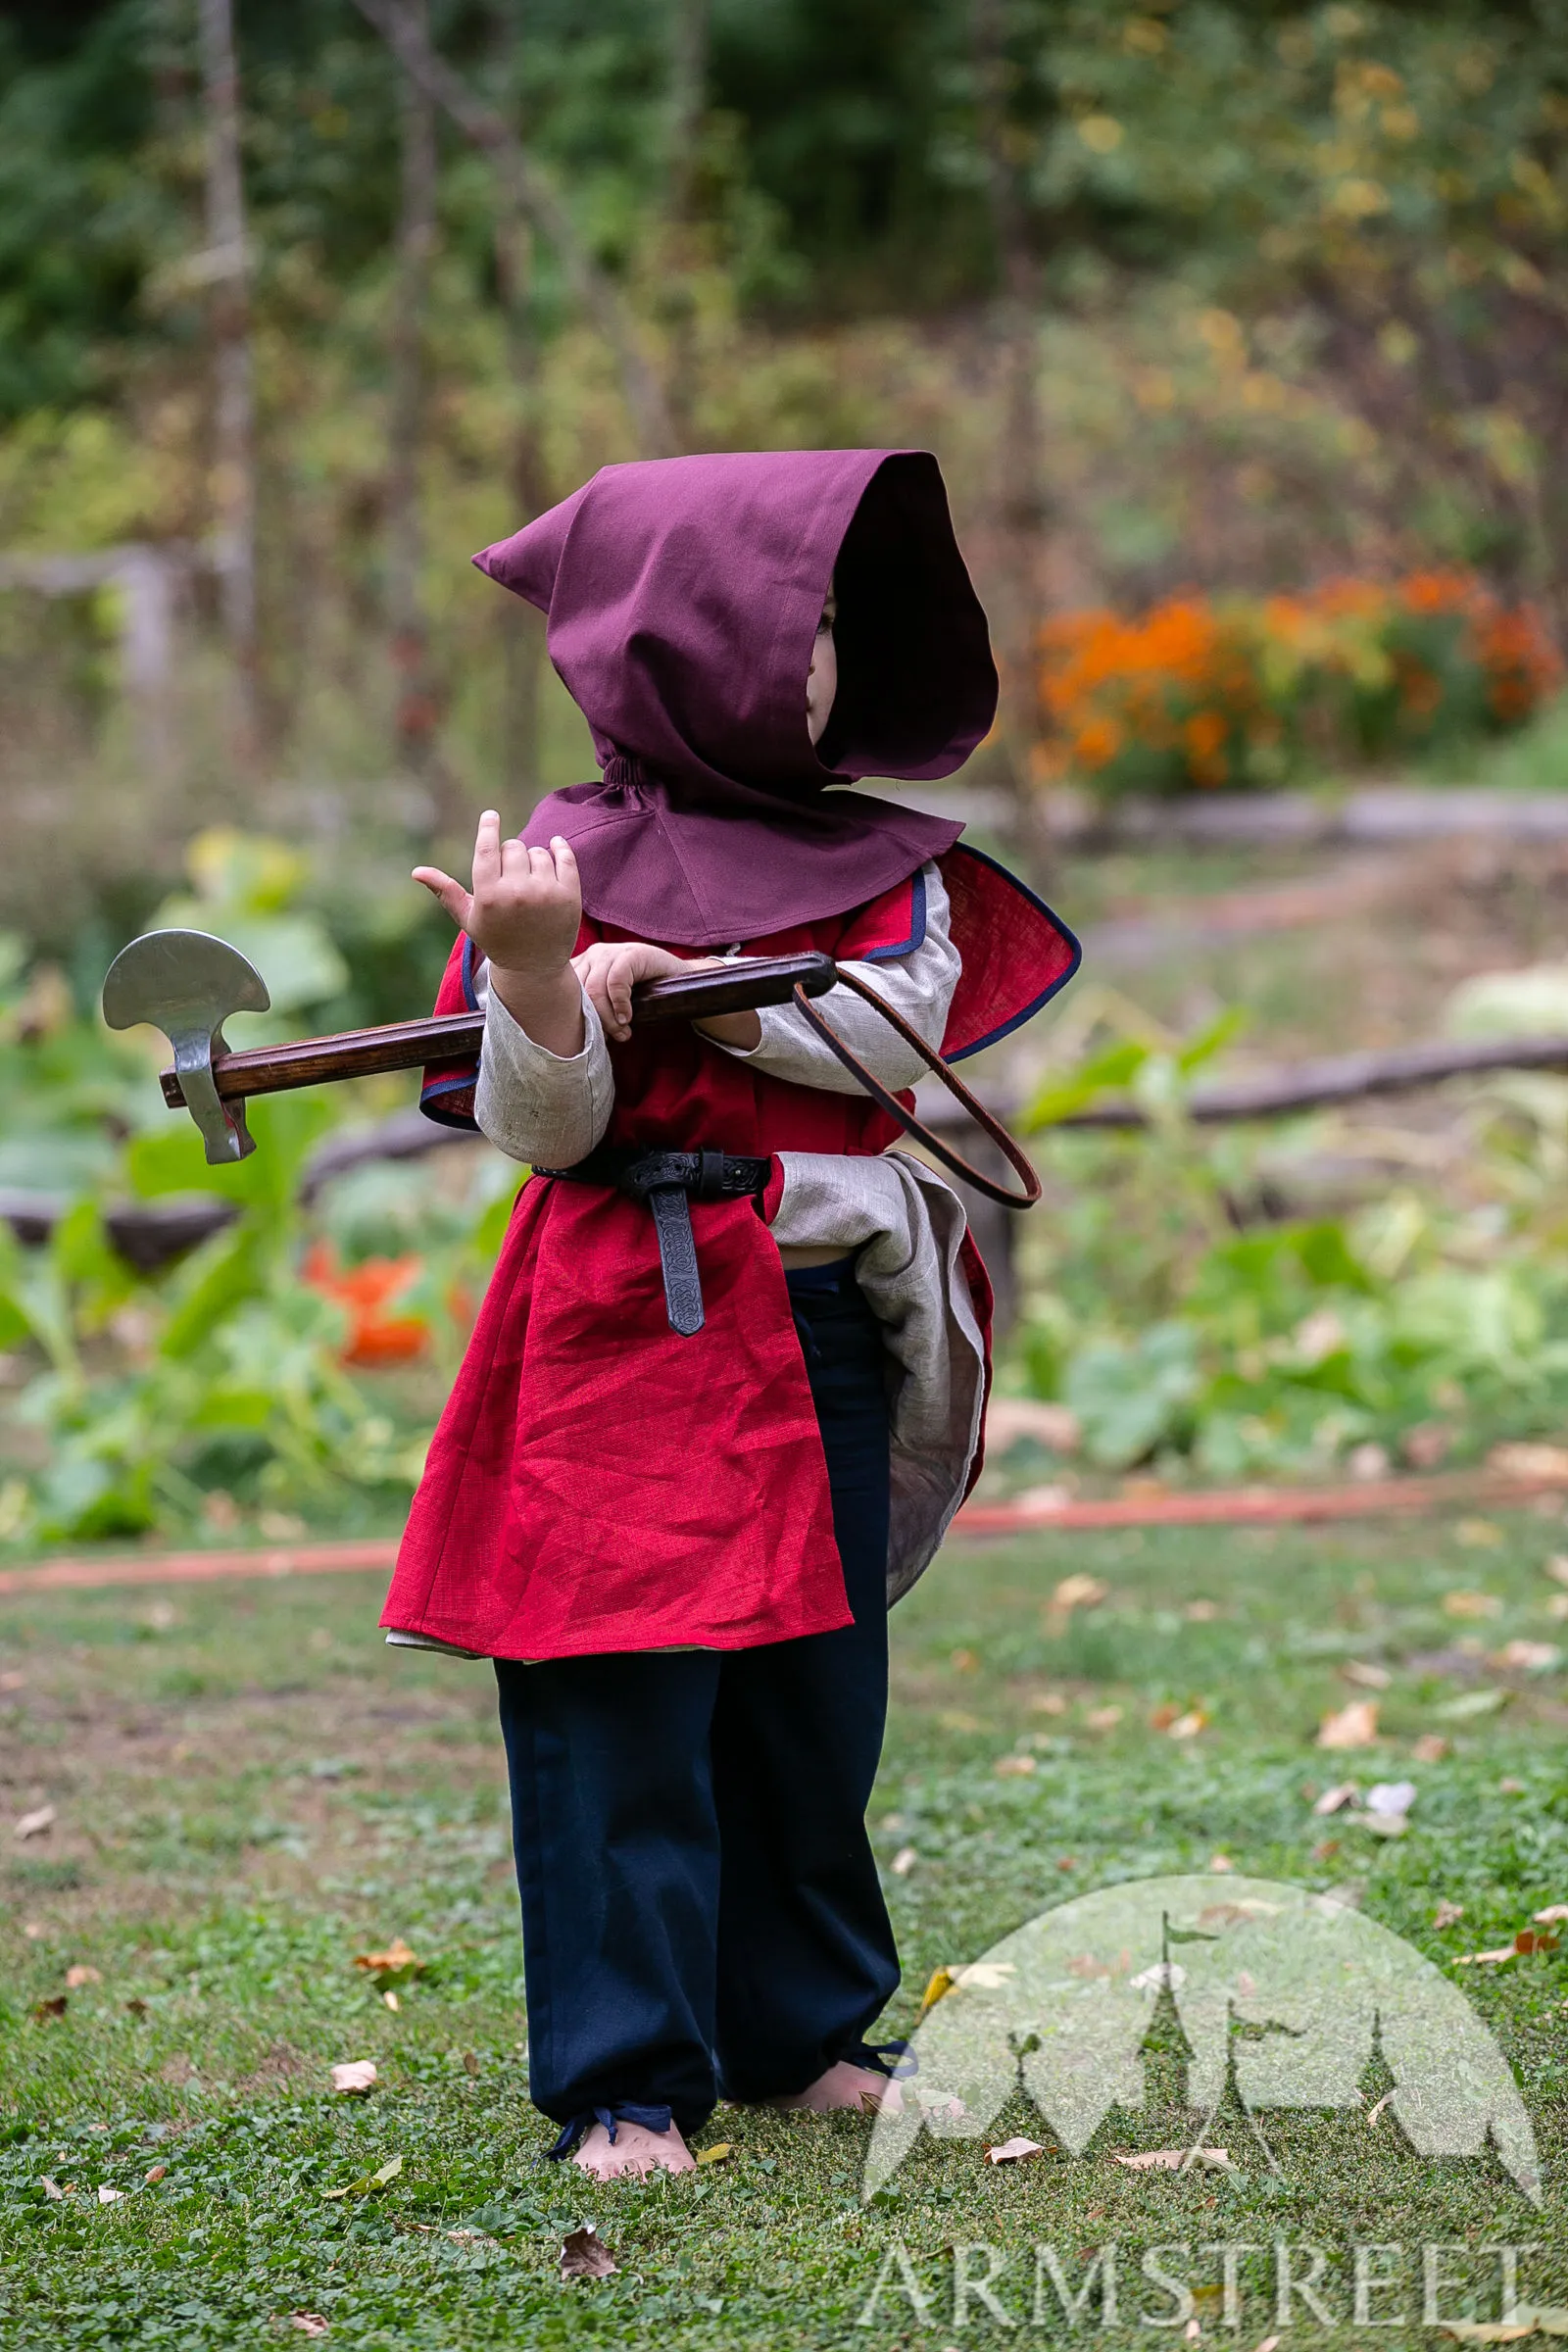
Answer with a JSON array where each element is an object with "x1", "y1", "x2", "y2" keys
[
  {"x1": 472, "y1": 808, "x2": 503, "y2": 888},
  {"x1": 550, "y1": 835, "x2": 580, "y2": 894},
  {"x1": 412, "y1": 866, "x2": 473, "y2": 928},
  {"x1": 606, "y1": 948, "x2": 641, "y2": 1035}
]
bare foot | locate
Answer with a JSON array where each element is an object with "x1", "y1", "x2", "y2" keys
[
  {"x1": 571, "y1": 2119, "x2": 697, "y2": 2180},
  {"x1": 770, "y1": 2060, "x2": 904, "y2": 2116}
]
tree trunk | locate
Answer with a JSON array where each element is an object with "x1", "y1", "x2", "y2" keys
[
  {"x1": 662, "y1": 0, "x2": 708, "y2": 445},
  {"x1": 387, "y1": 0, "x2": 439, "y2": 786},
  {"x1": 494, "y1": 206, "x2": 550, "y2": 806},
  {"x1": 969, "y1": 0, "x2": 1053, "y2": 880},
  {"x1": 349, "y1": 0, "x2": 674, "y2": 457},
  {"x1": 197, "y1": 0, "x2": 260, "y2": 763}
]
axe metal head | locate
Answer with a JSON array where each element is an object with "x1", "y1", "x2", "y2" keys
[{"x1": 102, "y1": 928, "x2": 271, "y2": 1164}]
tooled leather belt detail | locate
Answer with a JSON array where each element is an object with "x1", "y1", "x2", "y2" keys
[{"x1": 531, "y1": 1145, "x2": 770, "y2": 1337}]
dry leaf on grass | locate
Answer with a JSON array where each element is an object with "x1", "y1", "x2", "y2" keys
[
  {"x1": 1317, "y1": 1701, "x2": 1379, "y2": 1750},
  {"x1": 322, "y1": 2155, "x2": 402, "y2": 2202},
  {"x1": 1412, "y1": 1733, "x2": 1450, "y2": 1762},
  {"x1": 1435, "y1": 1899, "x2": 1465, "y2": 1929},
  {"x1": 985, "y1": 2136, "x2": 1045, "y2": 2164},
  {"x1": 919, "y1": 1967, "x2": 956, "y2": 2015},
  {"x1": 696, "y1": 2142, "x2": 732, "y2": 2166},
  {"x1": 1355, "y1": 1781, "x2": 1416, "y2": 1836},
  {"x1": 1455, "y1": 1927, "x2": 1559, "y2": 1967},
  {"x1": 1085, "y1": 1705, "x2": 1124, "y2": 1732},
  {"x1": 1052, "y1": 1574, "x2": 1108, "y2": 1612},
  {"x1": 329, "y1": 2061, "x2": 377, "y2": 2095},
  {"x1": 1342, "y1": 1660, "x2": 1392, "y2": 1690},
  {"x1": 13, "y1": 1804, "x2": 55, "y2": 1840},
  {"x1": 1493, "y1": 1641, "x2": 1561, "y2": 1673},
  {"x1": 290, "y1": 2318, "x2": 330, "y2": 2339},
  {"x1": 1113, "y1": 2148, "x2": 1235, "y2": 2173},
  {"x1": 1313, "y1": 1781, "x2": 1358, "y2": 1815},
  {"x1": 144, "y1": 2164, "x2": 167, "y2": 2184},
  {"x1": 352, "y1": 1940, "x2": 423, "y2": 1983},
  {"x1": 995, "y1": 1754, "x2": 1037, "y2": 1777},
  {"x1": 1209, "y1": 1855, "x2": 1235, "y2": 1874},
  {"x1": 1438, "y1": 2324, "x2": 1536, "y2": 2344},
  {"x1": 1366, "y1": 2089, "x2": 1396, "y2": 2126},
  {"x1": 560, "y1": 2226, "x2": 616, "y2": 2281},
  {"x1": 1438, "y1": 1689, "x2": 1508, "y2": 1720},
  {"x1": 1185, "y1": 1599, "x2": 1222, "y2": 1622},
  {"x1": 1167, "y1": 1710, "x2": 1208, "y2": 1740},
  {"x1": 30, "y1": 1996, "x2": 67, "y2": 2024},
  {"x1": 1547, "y1": 1557, "x2": 1568, "y2": 1591},
  {"x1": 890, "y1": 1845, "x2": 917, "y2": 1878},
  {"x1": 97, "y1": 2186, "x2": 125, "y2": 2204},
  {"x1": 1444, "y1": 1589, "x2": 1502, "y2": 1617},
  {"x1": 1032, "y1": 1690, "x2": 1068, "y2": 1715},
  {"x1": 1534, "y1": 1904, "x2": 1568, "y2": 1924},
  {"x1": 65, "y1": 1965, "x2": 101, "y2": 1989},
  {"x1": 955, "y1": 1962, "x2": 1016, "y2": 1989}
]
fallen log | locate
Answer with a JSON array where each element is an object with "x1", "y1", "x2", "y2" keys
[
  {"x1": 6, "y1": 1031, "x2": 1566, "y2": 1272},
  {"x1": 1053, "y1": 1031, "x2": 1568, "y2": 1129}
]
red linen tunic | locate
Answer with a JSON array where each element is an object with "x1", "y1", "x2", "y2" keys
[{"x1": 379, "y1": 846, "x2": 1078, "y2": 1662}]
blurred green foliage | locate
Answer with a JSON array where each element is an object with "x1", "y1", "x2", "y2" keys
[
  {"x1": 1012, "y1": 986, "x2": 1568, "y2": 1482},
  {"x1": 0, "y1": 836, "x2": 514, "y2": 1549}
]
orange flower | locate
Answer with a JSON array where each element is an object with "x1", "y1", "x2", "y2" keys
[
  {"x1": 1036, "y1": 571, "x2": 1559, "y2": 794},
  {"x1": 303, "y1": 1242, "x2": 428, "y2": 1366}
]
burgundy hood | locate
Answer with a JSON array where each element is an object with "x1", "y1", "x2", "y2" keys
[{"x1": 473, "y1": 447, "x2": 997, "y2": 947}]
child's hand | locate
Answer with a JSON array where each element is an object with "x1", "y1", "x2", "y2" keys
[
  {"x1": 573, "y1": 941, "x2": 725, "y2": 1043},
  {"x1": 415, "y1": 812, "x2": 581, "y2": 981}
]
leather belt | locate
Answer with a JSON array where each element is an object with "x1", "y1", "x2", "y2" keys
[{"x1": 532, "y1": 1145, "x2": 770, "y2": 1337}]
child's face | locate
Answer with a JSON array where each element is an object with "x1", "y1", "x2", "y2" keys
[{"x1": 807, "y1": 587, "x2": 838, "y2": 746}]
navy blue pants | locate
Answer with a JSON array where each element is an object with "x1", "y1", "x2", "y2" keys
[{"x1": 494, "y1": 1259, "x2": 900, "y2": 2140}]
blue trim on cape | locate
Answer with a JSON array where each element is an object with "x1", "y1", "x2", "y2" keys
[
  {"x1": 860, "y1": 864, "x2": 927, "y2": 962},
  {"x1": 943, "y1": 843, "x2": 1083, "y2": 1063},
  {"x1": 418, "y1": 1072, "x2": 480, "y2": 1131},
  {"x1": 417, "y1": 937, "x2": 483, "y2": 1130}
]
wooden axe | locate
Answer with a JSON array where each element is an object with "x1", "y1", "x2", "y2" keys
[{"x1": 102, "y1": 927, "x2": 837, "y2": 1164}]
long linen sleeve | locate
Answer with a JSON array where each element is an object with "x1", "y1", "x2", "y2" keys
[
  {"x1": 472, "y1": 959, "x2": 614, "y2": 1167},
  {"x1": 712, "y1": 860, "x2": 959, "y2": 1094}
]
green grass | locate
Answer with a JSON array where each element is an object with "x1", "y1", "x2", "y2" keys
[{"x1": 4, "y1": 1511, "x2": 1568, "y2": 2346}]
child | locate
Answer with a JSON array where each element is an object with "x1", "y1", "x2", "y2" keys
[{"x1": 380, "y1": 449, "x2": 1079, "y2": 2180}]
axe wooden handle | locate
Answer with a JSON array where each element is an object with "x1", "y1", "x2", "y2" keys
[{"x1": 159, "y1": 952, "x2": 838, "y2": 1109}]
